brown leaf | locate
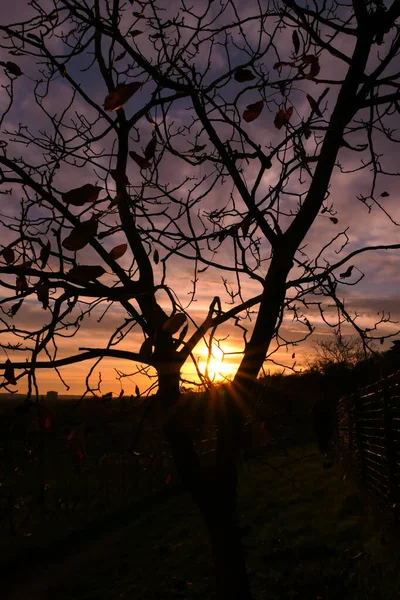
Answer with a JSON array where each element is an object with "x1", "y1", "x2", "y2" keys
[
  {"x1": 178, "y1": 323, "x2": 188, "y2": 344},
  {"x1": 273, "y1": 61, "x2": 295, "y2": 70},
  {"x1": 381, "y1": 191, "x2": 390, "y2": 197},
  {"x1": 139, "y1": 337, "x2": 153, "y2": 361},
  {"x1": 5, "y1": 61, "x2": 22, "y2": 76},
  {"x1": 163, "y1": 313, "x2": 186, "y2": 335},
  {"x1": 38, "y1": 405, "x2": 53, "y2": 430},
  {"x1": 36, "y1": 284, "x2": 50, "y2": 309},
  {"x1": 218, "y1": 231, "x2": 227, "y2": 243},
  {"x1": 234, "y1": 69, "x2": 256, "y2": 83},
  {"x1": 292, "y1": 353, "x2": 296, "y2": 359},
  {"x1": 292, "y1": 30, "x2": 300, "y2": 55},
  {"x1": 302, "y1": 55, "x2": 320, "y2": 79},
  {"x1": 240, "y1": 217, "x2": 251, "y2": 239},
  {"x1": 39, "y1": 241, "x2": 51, "y2": 269},
  {"x1": 108, "y1": 191, "x2": 128, "y2": 207},
  {"x1": 132, "y1": 11, "x2": 145, "y2": 17},
  {"x1": 67, "y1": 265, "x2": 106, "y2": 282},
  {"x1": 303, "y1": 126, "x2": 312, "y2": 139},
  {"x1": 9, "y1": 299, "x2": 23, "y2": 317},
  {"x1": 16, "y1": 274, "x2": 28, "y2": 294},
  {"x1": 109, "y1": 243, "x2": 128, "y2": 260},
  {"x1": 329, "y1": 217, "x2": 338, "y2": 224},
  {"x1": 110, "y1": 170, "x2": 130, "y2": 186},
  {"x1": 4, "y1": 359, "x2": 17, "y2": 385},
  {"x1": 192, "y1": 144, "x2": 206, "y2": 153},
  {"x1": 130, "y1": 30, "x2": 143, "y2": 38},
  {"x1": 274, "y1": 106, "x2": 293, "y2": 130},
  {"x1": 104, "y1": 82, "x2": 142, "y2": 112},
  {"x1": 243, "y1": 100, "x2": 264, "y2": 123},
  {"x1": 2, "y1": 247, "x2": 15, "y2": 264},
  {"x1": 62, "y1": 183, "x2": 102, "y2": 206},
  {"x1": 129, "y1": 150, "x2": 151, "y2": 169},
  {"x1": 144, "y1": 135, "x2": 157, "y2": 160},
  {"x1": 306, "y1": 93, "x2": 322, "y2": 117},
  {"x1": 16, "y1": 260, "x2": 32, "y2": 269},
  {"x1": 340, "y1": 265, "x2": 354, "y2": 279},
  {"x1": 135, "y1": 384, "x2": 140, "y2": 397},
  {"x1": 62, "y1": 216, "x2": 98, "y2": 251},
  {"x1": 115, "y1": 51, "x2": 126, "y2": 62},
  {"x1": 153, "y1": 249, "x2": 159, "y2": 264},
  {"x1": 59, "y1": 64, "x2": 67, "y2": 77}
]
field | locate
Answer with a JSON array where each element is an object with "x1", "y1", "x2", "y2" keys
[{"x1": 2, "y1": 441, "x2": 400, "y2": 600}]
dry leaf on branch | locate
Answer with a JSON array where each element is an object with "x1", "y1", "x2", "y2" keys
[
  {"x1": 1, "y1": 61, "x2": 23, "y2": 76},
  {"x1": 104, "y1": 82, "x2": 142, "y2": 112},
  {"x1": 108, "y1": 243, "x2": 128, "y2": 260},
  {"x1": 274, "y1": 107, "x2": 293, "y2": 130},
  {"x1": 67, "y1": 265, "x2": 106, "y2": 282},
  {"x1": 306, "y1": 93, "x2": 322, "y2": 117},
  {"x1": 9, "y1": 299, "x2": 23, "y2": 317},
  {"x1": 38, "y1": 405, "x2": 54, "y2": 430},
  {"x1": 4, "y1": 359, "x2": 17, "y2": 385},
  {"x1": 62, "y1": 216, "x2": 98, "y2": 251},
  {"x1": 340, "y1": 265, "x2": 354, "y2": 279},
  {"x1": 243, "y1": 100, "x2": 264, "y2": 123},
  {"x1": 163, "y1": 313, "x2": 187, "y2": 335},
  {"x1": 234, "y1": 69, "x2": 256, "y2": 82},
  {"x1": 36, "y1": 284, "x2": 50, "y2": 309},
  {"x1": 16, "y1": 274, "x2": 28, "y2": 294},
  {"x1": 129, "y1": 150, "x2": 151, "y2": 169},
  {"x1": 39, "y1": 241, "x2": 51, "y2": 269},
  {"x1": 2, "y1": 247, "x2": 15, "y2": 264},
  {"x1": 292, "y1": 30, "x2": 300, "y2": 55},
  {"x1": 62, "y1": 183, "x2": 102, "y2": 206},
  {"x1": 273, "y1": 61, "x2": 296, "y2": 70},
  {"x1": 302, "y1": 55, "x2": 320, "y2": 79},
  {"x1": 144, "y1": 135, "x2": 157, "y2": 160},
  {"x1": 110, "y1": 170, "x2": 130, "y2": 186}
]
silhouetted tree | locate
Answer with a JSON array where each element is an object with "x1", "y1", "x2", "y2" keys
[{"x1": 1, "y1": 2, "x2": 400, "y2": 597}]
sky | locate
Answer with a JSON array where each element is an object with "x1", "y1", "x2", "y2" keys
[{"x1": 0, "y1": 0, "x2": 400, "y2": 398}]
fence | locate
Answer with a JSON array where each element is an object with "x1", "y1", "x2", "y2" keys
[
  {"x1": 337, "y1": 370, "x2": 400, "y2": 520},
  {"x1": 0, "y1": 395, "x2": 195, "y2": 555}
]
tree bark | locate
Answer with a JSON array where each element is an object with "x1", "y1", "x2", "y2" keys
[{"x1": 159, "y1": 372, "x2": 253, "y2": 599}]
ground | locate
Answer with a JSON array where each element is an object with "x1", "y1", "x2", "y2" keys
[{"x1": 2, "y1": 444, "x2": 399, "y2": 600}]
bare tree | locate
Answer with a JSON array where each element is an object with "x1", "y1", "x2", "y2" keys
[
  {"x1": 1, "y1": 1, "x2": 400, "y2": 597},
  {"x1": 308, "y1": 331, "x2": 367, "y2": 372}
]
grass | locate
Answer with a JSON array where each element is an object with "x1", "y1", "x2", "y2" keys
[{"x1": 3, "y1": 443, "x2": 400, "y2": 599}]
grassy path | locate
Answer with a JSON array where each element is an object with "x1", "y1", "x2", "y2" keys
[{"x1": 3, "y1": 446, "x2": 400, "y2": 600}]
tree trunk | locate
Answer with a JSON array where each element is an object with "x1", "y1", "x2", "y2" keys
[
  {"x1": 159, "y1": 372, "x2": 253, "y2": 600},
  {"x1": 205, "y1": 501, "x2": 252, "y2": 600}
]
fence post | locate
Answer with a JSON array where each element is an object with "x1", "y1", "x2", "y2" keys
[
  {"x1": 347, "y1": 395, "x2": 353, "y2": 452},
  {"x1": 354, "y1": 391, "x2": 366, "y2": 483},
  {"x1": 383, "y1": 383, "x2": 397, "y2": 507}
]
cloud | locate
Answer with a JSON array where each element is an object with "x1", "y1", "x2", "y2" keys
[{"x1": 1, "y1": 1, "x2": 400, "y2": 396}]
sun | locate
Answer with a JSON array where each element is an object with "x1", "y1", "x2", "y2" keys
[{"x1": 200, "y1": 345, "x2": 234, "y2": 382}]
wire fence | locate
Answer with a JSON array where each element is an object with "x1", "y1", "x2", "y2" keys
[
  {"x1": 0, "y1": 396, "x2": 198, "y2": 554},
  {"x1": 0, "y1": 386, "x2": 313, "y2": 555},
  {"x1": 337, "y1": 370, "x2": 400, "y2": 523}
]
